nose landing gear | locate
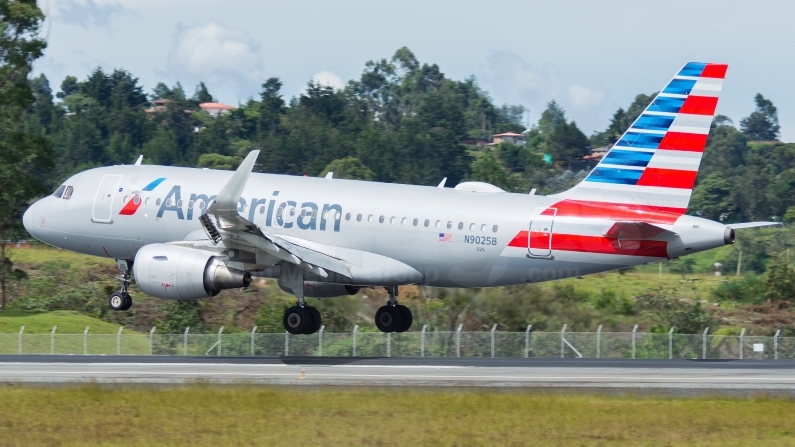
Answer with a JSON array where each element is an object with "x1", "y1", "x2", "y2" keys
[{"x1": 109, "y1": 259, "x2": 133, "y2": 311}]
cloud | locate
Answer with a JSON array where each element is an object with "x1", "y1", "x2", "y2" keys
[
  {"x1": 477, "y1": 50, "x2": 606, "y2": 129},
  {"x1": 297, "y1": 70, "x2": 346, "y2": 96},
  {"x1": 567, "y1": 84, "x2": 606, "y2": 110},
  {"x1": 42, "y1": 0, "x2": 126, "y2": 28},
  {"x1": 165, "y1": 22, "x2": 264, "y2": 102}
]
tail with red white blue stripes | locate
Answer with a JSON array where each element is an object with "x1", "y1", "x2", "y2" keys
[{"x1": 554, "y1": 62, "x2": 727, "y2": 215}]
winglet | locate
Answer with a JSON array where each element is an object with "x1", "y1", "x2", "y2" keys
[
  {"x1": 207, "y1": 150, "x2": 260, "y2": 215},
  {"x1": 134, "y1": 155, "x2": 143, "y2": 166},
  {"x1": 325, "y1": 172, "x2": 333, "y2": 179},
  {"x1": 437, "y1": 177, "x2": 447, "y2": 188}
]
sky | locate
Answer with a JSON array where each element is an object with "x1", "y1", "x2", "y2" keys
[{"x1": 36, "y1": 0, "x2": 795, "y2": 141}]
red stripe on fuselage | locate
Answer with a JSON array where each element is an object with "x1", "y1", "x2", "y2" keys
[
  {"x1": 679, "y1": 96, "x2": 718, "y2": 115},
  {"x1": 507, "y1": 231, "x2": 668, "y2": 258},
  {"x1": 637, "y1": 168, "x2": 698, "y2": 189},
  {"x1": 658, "y1": 132, "x2": 709, "y2": 152},
  {"x1": 545, "y1": 200, "x2": 684, "y2": 225}
]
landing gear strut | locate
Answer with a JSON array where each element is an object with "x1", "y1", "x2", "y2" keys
[
  {"x1": 109, "y1": 259, "x2": 133, "y2": 311},
  {"x1": 375, "y1": 286, "x2": 412, "y2": 333}
]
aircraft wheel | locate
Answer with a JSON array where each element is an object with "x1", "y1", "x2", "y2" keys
[
  {"x1": 395, "y1": 305, "x2": 412, "y2": 333},
  {"x1": 109, "y1": 292, "x2": 127, "y2": 311},
  {"x1": 375, "y1": 305, "x2": 403, "y2": 333},
  {"x1": 304, "y1": 306, "x2": 322, "y2": 335},
  {"x1": 283, "y1": 306, "x2": 310, "y2": 335},
  {"x1": 120, "y1": 293, "x2": 133, "y2": 311}
]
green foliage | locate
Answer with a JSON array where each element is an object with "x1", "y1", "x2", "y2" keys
[
  {"x1": 712, "y1": 274, "x2": 765, "y2": 304},
  {"x1": 156, "y1": 300, "x2": 206, "y2": 334},
  {"x1": 740, "y1": 93, "x2": 780, "y2": 141},
  {"x1": 253, "y1": 293, "x2": 294, "y2": 332},
  {"x1": 636, "y1": 294, "x2": 715, "y2": 334},
  {"x1": 197, "y1": 153, "x2": 243, "y2": 170},
  {"x1": 470, "y1": 151, "x2": 513, "y2": 190},
  {"x1": 762, "y1": 253, "x2": 795, "y2": 303},
  {"x1": 590, "y1": 93, "x2": 655, "y2": 147},
  {"x1": 320, "y1": 156, "x2": 375, "y2": 180}
]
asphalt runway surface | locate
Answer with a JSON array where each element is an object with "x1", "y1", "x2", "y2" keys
[{"x1": 2, "y1": 356, "x2": 795, "y2": 393}]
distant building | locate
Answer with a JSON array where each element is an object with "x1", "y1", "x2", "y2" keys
[
  {"x1": 200, "y1": 102, "x2": 235, "y2": 117},
  {"x1": 491, "y1": 132, "x2": 526, "y2": 146},
  {"x1": 144, "y1": 99, "x2": 170, "y2": 114}
]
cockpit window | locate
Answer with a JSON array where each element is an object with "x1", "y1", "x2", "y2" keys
[
  {"x1": 53, "y1": 185, "x2": 66, "y2": 198},
  {"x1": 63, "y1": 186, "x2": 74, "y2": 200}
]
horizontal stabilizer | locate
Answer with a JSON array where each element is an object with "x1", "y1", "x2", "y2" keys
[
  {"x1": 728, "y1": 221, "x2": 782, "y2": 229},
  {"x1": 604, "y1": 221, "x2": 676, "y2": 240}
]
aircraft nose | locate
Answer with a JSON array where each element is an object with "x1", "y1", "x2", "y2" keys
[{"x1": 22, "y1": 202, "x2": 37, "y2": 238}]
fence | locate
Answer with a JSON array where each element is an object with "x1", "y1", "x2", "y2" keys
[{"x1": 1, "y1": 325, "x2": 793, "y2": 359}]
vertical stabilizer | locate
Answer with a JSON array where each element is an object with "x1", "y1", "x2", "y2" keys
[{"x1": 555, "y1": 62, "x2": 728, "y2": 215}]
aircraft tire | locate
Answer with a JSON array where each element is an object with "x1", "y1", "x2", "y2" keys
[
  {"x1": 120, "y1": 293, "x2": 133, "y2": 311},
  {"x1": 375, "y1": 305, "x2": 403, "y2": 333},
  {"x1": 304, "y1": 306, "x2": 322, "y2": 334},
  {"x1": 109, "y1": 292, "x2": 127, "y2": 311},
  {"x1": 395, "y1": 305, "x2": 412, "y2": 333},
  {"x1": 283, "y1": 306, "x2": 310, "y2": 334}
]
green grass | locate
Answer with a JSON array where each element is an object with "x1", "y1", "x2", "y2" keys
[
  {"x1": 6, "y1": 243, "x2": 116, "y2": 269},
  {"x1": 0, "y1": 386, "x2": 794, "y2": 446},
  {"x1": 0, "y1": 310, "x2": 135, "y2": 334}
]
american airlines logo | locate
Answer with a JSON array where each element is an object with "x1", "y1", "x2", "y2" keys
[{"x1": 120, "y1": 179, "x2": 343, "y2": 233}]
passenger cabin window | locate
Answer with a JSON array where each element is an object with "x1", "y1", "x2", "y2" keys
[
  {"x1": 413, "y1": 218, "x2": 419, "y2": 226},
  {"x1": 133, "y1": 195, "x2": 141, "y2": 205},
  {"x1": 145, "y1": 197, "x2": 151, "y2": 205},
  {"x1": 53, "y1": 185, "x2": 66, "y2": 198},
  {"x1": 492, "y1": 225, "x2": 498, "y2": 233},
  {"x1": 63, "y1": 186, "x2": 74, "y2": 200},
  {"x1": 156, "y1": 198, "x2": 162, "y2": 206},
  {"x1": 379, "y1": 215, "x2": 384, "y2": 223},
  {"x1": 435, "y1": 220, "x2": 441, "y2": 228},
  {"x1": 357, "y1": 214, "x2": 363, "y2": 222},
  {"x1": 389, "y1": 216, "x2": 395, "y2": 224},
  {"x1": 480, "y1": 224, "x2": 486, "y2": 232},
  {"x1": 177, "y1": 200, "x2": 183, "y2": 208},
  {"x1": 447, "y1": 221, "x2": 452, "y2": 229},
  {"x1": 367, "y1": 214, "x2": 373, "y2": 223},
  {"x1": 458, "y1": 222, "x2": 464, "y2": 230},
  {"x1": 469, "y1": 223, "x2": 475, "y2": 231},
  {"x1": 424, "y1": 219, "x2": 429, "y2": 227},
  {"x1": 259, "y1": 205, "x2": 265, "y2": 214},
  {"x1": 346, "y1": 213, "x2": 351, "y2": 221}
]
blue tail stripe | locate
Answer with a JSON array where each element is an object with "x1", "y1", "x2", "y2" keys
[
  {"x1": 632, "y1": 114, "x2": 675, "y2": 132},
  {"x1": 648, "y1": 96, "x2": 685, "y2": 113},
  {"x1": 616, "y1": 132, "x2": 663, "y2": 149},
  {"x1": 142, "y1": 178, "x2": 166, "y2": 191},
  {"x1": 662, "y1": 79, "x2": 696, "y2": 95},
  {"x1": 602, "y1": 150, "x2": 654, "y2": 167},
  {"x1": 587, "y1": 167, "x2": 642, "y2": 185},
  {"x1": 677, "y1": 62, "x2": 706, "y2": 77}
]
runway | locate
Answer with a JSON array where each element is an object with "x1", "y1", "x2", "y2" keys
[{"x1": 2, "y1": 356, "x2": 795, "y2": 393}]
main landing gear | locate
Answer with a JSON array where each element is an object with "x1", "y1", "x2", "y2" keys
[
  {"x1": 283, "y1": 299, "x2": 323, "y2": 335},
  {"x1": 109, "y1": 259, "x2": 133, "y2": 311},
  {"x1": 375, "y1": 286, "x2": 412, "y2": 333}
]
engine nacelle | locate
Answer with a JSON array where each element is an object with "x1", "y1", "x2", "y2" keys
[
  {"x1": 133, "y1": 244, "x2": 251, "y2": 300},
  {"x1": 279, "y1": 280, "x2": 359, "y2": 298}
]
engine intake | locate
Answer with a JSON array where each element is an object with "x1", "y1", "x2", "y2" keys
[{"x1": 134, "y1": 244, "x2": 251, "y2": 300}]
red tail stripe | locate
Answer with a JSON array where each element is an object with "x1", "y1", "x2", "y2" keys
[
  {"x1": 508, "y1": 230, "x2": 668, "y2": 258},
  {"x1": 659, "y1": 132, "x2": 709, "y2": 152},
  {"x1": 701, "y1": 63, "x2": 728, "y2": 79},
  {"x1": 637, "y1": 168, "x2": 698, "y2": 189},
  {"x1": 679, "y1": 96, "x2": 718, "y2": 115},
  {"x1": 548, "y1": 200, "x2": 685, "y2": 224}
]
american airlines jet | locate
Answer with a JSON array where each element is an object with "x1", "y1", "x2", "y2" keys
[{"x1": 22, "y1": 62, "x2": 776, "y2": 335}]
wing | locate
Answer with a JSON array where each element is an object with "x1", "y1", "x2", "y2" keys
[
  {"x1": 727, "y1": 221, "x2": 782, "y2": 229},
  {"x1": 191, "y1": 151, "x2": 423, "y2": 286}
]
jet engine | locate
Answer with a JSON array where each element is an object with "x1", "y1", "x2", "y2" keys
[
  {"x1": 133, "y1": 244, "x2": 251, "y2": 300},
  {"x1": 278, "y1": 280, "x2": 360, "y2": 298}
]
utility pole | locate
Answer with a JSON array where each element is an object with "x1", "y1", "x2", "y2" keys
[{"x1": 736, "y1": 249, "x2": 742, "y2": 276}]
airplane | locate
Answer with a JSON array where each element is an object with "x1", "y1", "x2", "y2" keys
[{"x1": 22, "y1": 62, "x2": 778, "y2": 335}]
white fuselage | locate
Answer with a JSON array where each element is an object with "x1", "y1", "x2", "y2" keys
[{"x1": 23, "y1": 164, "x2": 731, "y2": 288}]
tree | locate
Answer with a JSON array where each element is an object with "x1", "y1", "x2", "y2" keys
[
  {"x1": 192, "y1": 82, "x2": 213, "y2": 103},
  {"x1": 197, "y1": 153, "x2": 242, "y2": 170},
  {"x1": 740, "y1": 93, "x2": 780, "y2": 141},
  {"x1": 320, "y1": 157, "x2": 375, "y2": 180},
  {"x1": 471, "y1": 151, "x2": 513, "y2": 190},
  {"x1": 763, "y1": 254, "x2": 795, "y2": 303},
  {"x1": 547, "y1": 120, "x2": 589, "y2": 162},
  {"x1": 0, "y1": 0, "x2": 52, "y2": 311},
  {"x1": 688, "y1": 173, "x2": 734, "y2": 220}
]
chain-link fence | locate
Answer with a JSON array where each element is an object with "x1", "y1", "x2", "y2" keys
[{"x1": 1, "y1": 325, "x2": 792, "y2": 359}]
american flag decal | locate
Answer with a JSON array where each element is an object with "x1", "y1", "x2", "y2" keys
[{"x1": 439, "y1": 233, "x2": 452, "y2": 242}]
